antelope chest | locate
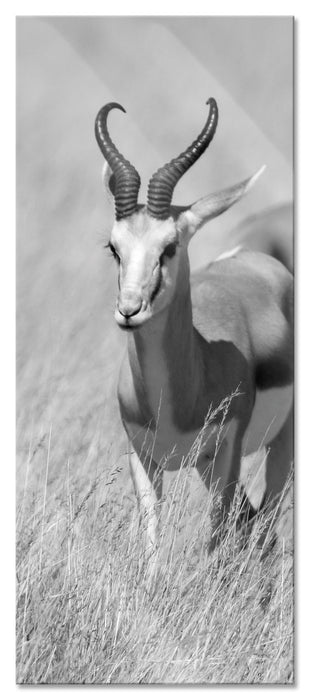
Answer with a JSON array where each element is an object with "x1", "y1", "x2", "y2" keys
[
  {"x1": 125, "y1": 413, "x2": 219, "y2": 472},
  {"x1": 122, "y1": 348, "x2": 226, "y2": 471},
  {"x1": 124, "y1": 332, "x2": 220, "y2": 470}
]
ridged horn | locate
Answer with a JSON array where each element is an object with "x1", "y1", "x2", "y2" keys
[
  {"x1": 95, "y1": 103, "x2": 141, "y2": 220},
  {"x1": 147, "y1": 98, "x2": 219, "y2": 220}
]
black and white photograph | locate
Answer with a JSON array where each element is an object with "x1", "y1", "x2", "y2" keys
[{"x1": 16, "y1": 15, "x2": 294, "y2": 685}]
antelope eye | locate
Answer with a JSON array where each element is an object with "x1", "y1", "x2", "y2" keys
[
  {"x1": 164, "y1": 242, "x2": 177, "y2": 258},
  {"x1": 160, "y1": 242, "x2": 177, "y2": 265}
]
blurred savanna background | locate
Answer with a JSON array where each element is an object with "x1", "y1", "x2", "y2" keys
[{"x1": 16, "y1": 17, "x2": 293, "y2": 684}]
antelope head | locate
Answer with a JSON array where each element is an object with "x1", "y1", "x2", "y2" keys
[{"x1": 95, "y1": 100, "x2": 263, "y2": 329}]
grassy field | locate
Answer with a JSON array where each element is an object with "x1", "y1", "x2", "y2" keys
[
  {"x1": 16, "y1": 18, "x2": 293, "y2": 685},
  {"x1": 16, "y1": 420, "x2": 293, "y2": 684}
]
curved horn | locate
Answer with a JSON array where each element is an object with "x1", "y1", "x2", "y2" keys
[
  {"x1": 95, "y1": 103, "x2": 141, "y2": 220},
  {"x1": 147, "y1": 98, "x2": 218, "y2": 220}
]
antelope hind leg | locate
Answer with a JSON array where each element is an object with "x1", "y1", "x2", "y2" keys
[
  {"x1": 264, "y1": 405, "x2": 293, "y2": 503},
  {"x1": 257, "y1": 406, "x2": 293, "y2": 553}
]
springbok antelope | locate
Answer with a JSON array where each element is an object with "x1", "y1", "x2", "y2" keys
[{"x1": 95, "y1": 99, "x2": 293, "y2": 555}]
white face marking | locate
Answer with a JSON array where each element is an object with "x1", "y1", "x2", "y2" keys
[{"x1": 109, "y1": 211, "x2": 184, "y2": 328}]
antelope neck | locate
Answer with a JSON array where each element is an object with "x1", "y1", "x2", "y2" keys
[{"x1": 127, "y1": 276, "x2": 203, "y2": 428}]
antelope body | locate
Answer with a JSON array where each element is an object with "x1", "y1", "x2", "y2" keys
[
  {"x1": 95, "y1": 99, "x2": 293, "y2": 553},
  {"x1": 233, "y1": 203, "x2": 293, "y2": 273}
]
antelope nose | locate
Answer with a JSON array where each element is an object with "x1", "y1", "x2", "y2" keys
[{"x1": 118, "y1": 294, "x2": 143, "y2": 318}]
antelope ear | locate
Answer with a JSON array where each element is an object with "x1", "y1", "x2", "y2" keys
[
  {"x1": 102, "y1": 159, "x2": 116, "y2": 202},
  {"x1": 177, "y1": 165, "x2": 266, "y2": 239}
]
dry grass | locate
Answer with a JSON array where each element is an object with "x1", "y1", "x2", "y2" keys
[{"x1": 16, "y1": 411, "x2": 293, "y2": 684}]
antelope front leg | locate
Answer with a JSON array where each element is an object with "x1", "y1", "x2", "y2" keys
[{"x1": 129, "y1": 448, "x2": 163, "y2": 571}]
